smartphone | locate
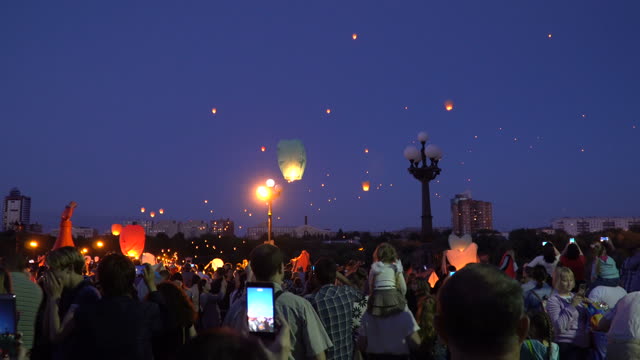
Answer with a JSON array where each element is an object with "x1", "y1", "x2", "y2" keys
[
  {"x1": 570, "y1": 238, "x2": 576, "y2": 243},
  {"x1": 0, "y1": 294, "x2": 17, "y2": 334},
  {"x1": 578, "y1": 283, "x2": 587, "y2": 296},
  {"x1": 600, "y1": 237, "x2": 609, "y2": 242},
  {"x1": 542, "y1": 241, "x2": 548, "y2": 246},
  {"x1": 449, "y1": 271, "x2": 456, "y2": 276},
  {"x1": 135, "y1": 265, "x2": 145, "y2": 276},
  {"x1": 246, "y1": 282, "x2": 276, "y2": 339}
]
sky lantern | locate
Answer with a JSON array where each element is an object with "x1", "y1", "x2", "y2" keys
[
  {"x1": 352, "y1": 33, "x2": 358, "y2": 40},
  {"x1": 326, "y1": 108, "x2": 331, "y2": 114},
  {"x1": 362, "y1": 181, "x2": 370, "y2": 192},
  {"x1": 277, "y1": 139, "x2": 307, "y2": 182},
  {"x1": 445, "y1": 234, "x2": 478, "y2": 271},
  {"x1": 150, "y1": 211, "x2": 156, "y2": 218},
  {"x1": 444, "y1": 100, "x2": 454, "y2": 111},
  {"x1": 140, "y1": 207, "x2": 145, "y2": 213},
  {"x1": 364, "y1": 148, "x2": 369, "y2": 153},
  {"x1": 119, "y1": 224, "x2": 145, "y2": 259},
  {"x1": 204, "y1": 200, "x2": 208, "y2": 204},
  {"x1": 261, "y1": 146, "x2": 266, "y2": 152},
  {"x1": 159, "y1": 208, "x2": 164, "y2": 215},
  {"x1": 428, "y1": 271, "x2": 439, "y2": 288},
  {"x1": 547, "y1": 33, "x2": 552, "y2": 38},
  {"x1": 111, "y1": 224, "x2": 122, "y2": 236},
  {"x1": 211, "y1": 108, "x2": 217, "y2": 114}
]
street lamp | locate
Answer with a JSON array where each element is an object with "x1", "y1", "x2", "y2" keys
[
  {"x1": 256, "y1": 179, "x2": 282, "y2": 245},
  {"x1": 28, "y1": 240, "x2": 38, "y2": 248},
  {"x1": 404, "y1": 131, "x2": 443, "y2": 242}
]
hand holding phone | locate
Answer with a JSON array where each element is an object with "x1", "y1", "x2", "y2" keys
[{"x1": 577, "y1": 283, "x2": 587, "y2": 296}]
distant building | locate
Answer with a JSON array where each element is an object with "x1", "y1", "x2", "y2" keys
[
  {"x1": 149, "y1": 220, "x2": 180, "y2": 237},
  {"x1": 552, "y1": 217, "x2": 640, "y2": 236},
  {"x1": 180, "y1": 220, "x2": 209, "y2": 238},
  {"x1": 2, "y1": 188, "x2": 31, "y2": 231},
  {"x1": 247, "y1": 222, "x2": 296, "y2": 240},
  {"x1": 211, "y1": 218, "x2": 235, "y2": 237},
  {"x1": 246, "y1": 221, "x2": 334, "y2": 240},
  {"x1": 451, "y1": 193, "x2": 493, "y2": 235},
  {"x1": 50, "y1": 226, "x2": 97, "y2": 238},
  {"x1": 123, "y1": 220, "x2": 154, "y2": 234}
]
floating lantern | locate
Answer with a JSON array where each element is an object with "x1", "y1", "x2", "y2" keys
[
  {"x1": 150, "y1": 211, "x2": 156, "y2": 218},
  {"x1": 362, "y1": 181, "x2": 370, "y2": 192},
  {"x1": 159, "y1": 208, "x2": 164, "y2": 215},
  {"x1": 352, "y1": 33, "x2": 358, "y2": 40},
  {"x1": 444, "y1": 100, "x2": 454, "y2": 111},
  {"x1": 277, "y1": 139, "x2": 307, "y2": 182},
  {"x1": 326, "y1": 108, "x2": 331, "y2": 114},
  {"x1": 261, "y1": 146, "x2": 266, "y2": 152},
  {"x1": 140, "y1": 207, "x2": 145, "y2": 213},
  {"x1": 211, "y1": 108, "x2": 217, "y2": 114},
  {"x1": 111, "y1": 224, "x2": 122, "y2": 236},
  {"x1": 445, "y1": 234, "x2": 478, "y2": 271},
  {"x1": 120, "y1": 224, "x2": 145, "y2": 259}
]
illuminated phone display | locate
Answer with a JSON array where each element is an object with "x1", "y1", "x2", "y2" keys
[{"x1": 246, "y1": 284, "x2": 275, "y2": 334}]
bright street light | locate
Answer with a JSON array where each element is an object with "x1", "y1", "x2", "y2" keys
[
  {"x1": 96, "y1": 240, "x2": 104, "y2": 248},
  {"x1": 28, "y1": 240, "x2": 38, "y2": 248},
  {"x1": 255, "y1": 180, "x2": 282, "y2": 245}
]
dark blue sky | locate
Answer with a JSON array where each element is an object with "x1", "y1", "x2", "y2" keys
[{"x1": 2, "y1": 1, "x2": 639, "y2": 234}]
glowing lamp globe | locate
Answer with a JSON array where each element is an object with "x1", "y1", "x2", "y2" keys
[
  {"x1": 256, "y1": 186, "x2": 270, "y2": 201},
  {"x1": 111, "y1": 224, "x2": 122, "y2": 236},
  {"x1": 277, "y1": 139, "x2": 307, "y2": 182},
  {"x1": 403, "y1": 146, "x2": 421, "y2": 163},
  {"x1": 424, "y1": 144, "x2": 443, "y2": 160}
]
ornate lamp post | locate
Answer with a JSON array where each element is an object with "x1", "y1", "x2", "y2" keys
[
  {"x1": 404, "y1": 132, "x2": 443, "y2": 242},
  {"x1": 256, "y1": 179, "x2": 282, "y2": 245}
]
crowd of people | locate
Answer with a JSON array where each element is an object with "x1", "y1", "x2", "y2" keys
[{"x1": 0, "y1": 235, "x2": 639, "y2": 360}]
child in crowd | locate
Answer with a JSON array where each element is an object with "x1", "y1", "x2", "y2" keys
[
  {"x1": 368, "y1": 242, "x2": 407, "y2": 316},
  {"x1": 521, "y1": 311, "x2": 559, "y2": 360},
  {"x1": 590, "y1": 241, "x2": 620, "y2": 290}
]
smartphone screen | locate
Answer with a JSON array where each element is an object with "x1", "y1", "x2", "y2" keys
[
  {"x1": 449, "y1": 271, "x2": 456, "y2": 276},
  {"x1": 135, "y1": 265, "x2": 145, "y2": 276},
  {"x1": 578, "y1": 283, "x2": 587, "y2": 296},
  {"x1": 246, "y1": 283, "x2": 275, "y2": 337},
  {"x1": 542, "y1": 241, "x2": 548, "y2": 246},
  {"x1": 0, "y1": 294, "x2": 17, "y2": 334},
  {"x1": 570, "y1": 238, "x2": 576, "y2": 243}
]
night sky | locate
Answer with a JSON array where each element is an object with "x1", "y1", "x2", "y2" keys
[{"x1": 2, "y1": 1, "x2": 639, "y2": 234}]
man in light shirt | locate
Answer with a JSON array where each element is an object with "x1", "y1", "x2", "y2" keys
[
  {"x1": 597, "y1": 292, "x2": 640, "y2": 358},
  {"x1": 588, "y1": 285, "x2": 627, "y2": 309}
]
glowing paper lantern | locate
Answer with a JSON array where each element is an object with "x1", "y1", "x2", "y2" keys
[
  {"x1": 291, "y1": 250, "x2": 311, "y2": 273},
  {"x1": 362, "y1": 181, "x2": 370, "y2": 192},
  {"x1": 326, "y1": 108, "x2": 331, "y2": 114},
  {"x1": 428, "y1": 271, "x2": 439, "y2": 288},
  {"x1": 159, "y1": 208, "x2": 164, "y2": 215},
  {"x1": 150, "y1": 211, "x2": 156, "y2": 218},
  {"x1": 119, "y1": 224, "x2": 146, "y2": 259},
  {"x1": 445, "y1": 234, "x2": 478, "y2": 270},
  {"x1": 140, "y1": 207, "x2": 146, "y2": 213},
  {"x1": 261, "y1": 146, "x2": 266, "y2": 152},
  {"x1": 277, "y1": 139, "x2": 307, "y2": 182},
  {"x1": 209, "y1": 258, "x2": 224, "y2": 271},
  {"x1": 141, "y1": 252, "x2": 156, "y2": 265},
  {"x1": 111, "y1": 224, "x2": 122, "y2": 236},
  {"x1": 352, "y1": 33, "x2": 358, "y2": 40},
  {"x1": 444, "y1": 101, "x2": 454, "y2": 111},
  {"x1": 211, "y1": 108, "x2": 217, "y2": 114}
]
